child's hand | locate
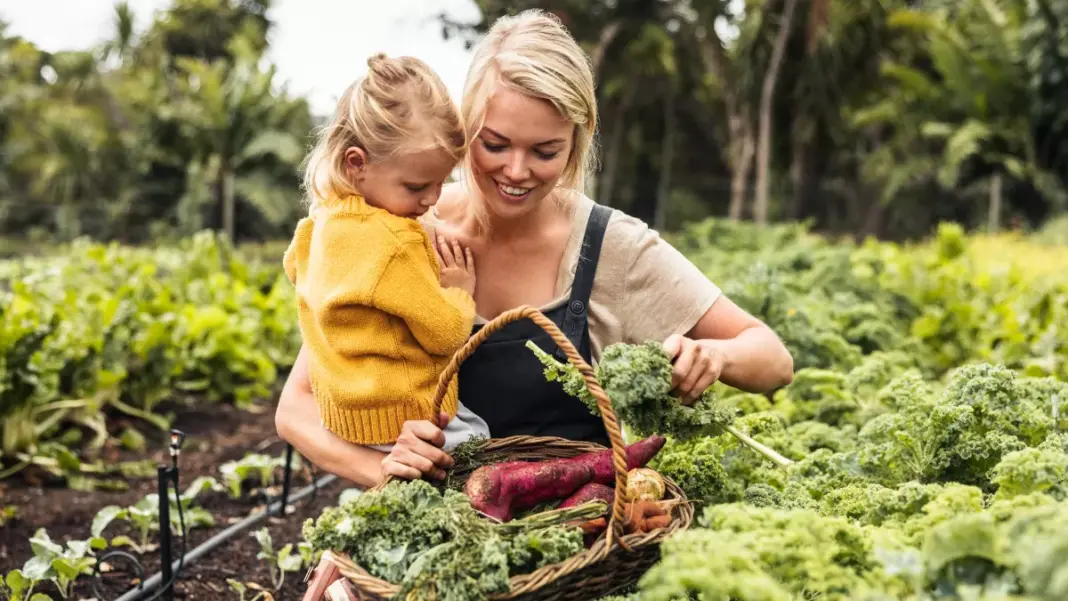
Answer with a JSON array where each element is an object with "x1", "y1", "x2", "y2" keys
[{"x1": 436, "y1": 236, "x2": 476, "y2": 295}]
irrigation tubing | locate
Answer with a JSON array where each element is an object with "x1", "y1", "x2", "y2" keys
[{"x1": 113, "y1": 472, "x2": 338, "y2": 601}]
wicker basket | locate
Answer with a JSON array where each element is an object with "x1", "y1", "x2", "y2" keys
[{"x1": 325, "y1": 306, "x2": 694, "y2": 600}]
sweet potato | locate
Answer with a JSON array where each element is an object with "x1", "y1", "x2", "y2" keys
[
  {"x1": 559, "y1": 482, "x2": 614, "y2": 509},
  {"x1": 464, "y1": 435, "x2": 666, "y2": 522},
  {"x1": 587, "y1": 435, "x2": 667, "y2": 486}
]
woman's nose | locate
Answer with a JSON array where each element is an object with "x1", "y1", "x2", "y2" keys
[{"x1": 503, "y1": 151, "x2": 531, "y2": 181}]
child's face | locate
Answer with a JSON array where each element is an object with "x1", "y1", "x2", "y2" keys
[{"x1": 346, "y1": 145, "x2": 457, "y2": 218}]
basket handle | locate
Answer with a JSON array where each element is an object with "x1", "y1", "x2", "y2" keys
[{"x1": 431, "y1": 305, "x2": 630, "y2": 552}]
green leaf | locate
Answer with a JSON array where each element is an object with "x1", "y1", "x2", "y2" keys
[
  {"x1": 109, "y1": 535, "x2": 138, "y2": 549},
  {"x1": 50, "y1": 557, "x2": 84, "y2": 582},
  {"x1": 920, "y1": 122, "x2": 955, "y2": 139},
  {"x1": 277, "y1": 543, "x2": 303, "y2": 572},
  {"x1": 5, "y1": 570, "x2": 29, "y2": 595},
  {"x1": 28, "y1": 530, "x2": 63, "y2": 557},
  {"x1": 21, "y1": 556, "x2": 53, "y2": 581},
  {"x1": 119, "y1": 427, "x2": 146, "y2": 451},
  {"x1": 52, "y1": 446, "x2": 81, "y2": 473},
  {"x1": 253, "y1": 528, "x2": 273, "y2": 557},
  {"x1": 881, "y1": 62, "x2": 939, "y2": 98},
  {"x1": 850, "y1": 99, "x2": 901, "y2": 128},
  {"x1": 887, "y1": 9, "x2": 943, "y2": 32},
  {"x1": 227, "y1": 578, "x2": 247, "y2": 597}
]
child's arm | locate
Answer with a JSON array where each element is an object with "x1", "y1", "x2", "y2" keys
[{"x1": 372, "y1": 234, "x2": 476, "y2": 357}]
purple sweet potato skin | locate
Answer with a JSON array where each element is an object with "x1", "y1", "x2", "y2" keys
[
  {"x1": 589, "y1": 435, "x2": 667, "y2": 485},
  {"x1": 463, "y1": 435, "x2": 666, "y2": 521},
  {"x1": 465, "y1": 461, "x2": 594, "y2": 521},
  {"x1": 559, "y1": 482, "x2": 614, "y2": 509}
]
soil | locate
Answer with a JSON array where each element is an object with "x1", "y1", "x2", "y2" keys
[{"x1": 0, "y1": 398, "x2": 356, "y2": 601}]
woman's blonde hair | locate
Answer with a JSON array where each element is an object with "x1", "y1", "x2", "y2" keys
[
  {"x1": 302, "y1": 54, "x2": 466, "y2": 210},
  {"x1": 460, "y1": 10, "x2": 599, "y2": 217}
]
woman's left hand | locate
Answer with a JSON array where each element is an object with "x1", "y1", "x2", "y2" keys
[{"x1": 663, "y1": 334, "x2": 727, "y2": 405}]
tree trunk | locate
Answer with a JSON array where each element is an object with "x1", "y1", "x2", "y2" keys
[
  {"x1": 589, "y1": 20, "x2": 623, "y2": 80},
  {"x1": 221, "y1": 167, "x2": 235, "y2": 242},
  {"x1": 988, "y1": 173, "x2": 1002, "y2": 232},
  {"x1": 654, "y1": 86, "x2": 676, "y2": 231},
  {"x1": 861, "y1": 184, "x2": 887, "y2": 240},
  {"x1": 728, "y1": 126, "x2": 755, "y2": 221},
  {"x1": 789, "y1": 119, "x2": 817, "y2": 220},
  {"x1": 753, "y1": 0, "x2": 801, "y2": 226},
  {"x1": 698, "y1": 32, "x2": 753, "y2": 221},
  {"x1": 598, "y1": 85, "x2": 636, "y2": 206},
  {"x1": 806, "y1": 0, "x2": 831, "y2": 55}
]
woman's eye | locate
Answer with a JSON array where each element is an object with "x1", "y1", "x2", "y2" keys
[
  {"x1": 535, "y1": 150, "x2": 559, "y2": 160},
  {"x1": 481, "y1": 140, "x2": 506, "y2": 153}
]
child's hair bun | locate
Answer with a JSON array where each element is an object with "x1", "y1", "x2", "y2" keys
[{"x1": 367, "y1": 53, "x2": 408, "y2": 84}]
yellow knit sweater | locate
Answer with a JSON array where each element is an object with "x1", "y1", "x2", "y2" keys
[{"x1": 283, "y1": 194, "x2": 476, "y2": 445}]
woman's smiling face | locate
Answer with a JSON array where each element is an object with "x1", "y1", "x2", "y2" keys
[{"x1": 470, "y1": 85, "x2": 575, "y2": 221}]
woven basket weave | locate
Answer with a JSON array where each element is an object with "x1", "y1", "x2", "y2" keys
[{"x1": 326, "y1": 306, "x2": 694, "y2": 600}]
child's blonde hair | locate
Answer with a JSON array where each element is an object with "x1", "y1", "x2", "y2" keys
[
  {"x1": 302, "y1": 54, "x2": 466, "y2": 210},
  {"x1": 460, "y1": 10, "x2": 598, "y2": 222}
]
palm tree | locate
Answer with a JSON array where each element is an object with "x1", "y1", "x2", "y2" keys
[
  {"x1": 852, "y1": 0, "x2": 1066, "y2": 231},
  {"x1": 173, "y1": 36, "x2": 307, "y2": 241}
]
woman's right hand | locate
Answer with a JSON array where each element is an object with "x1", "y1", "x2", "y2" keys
[{"x1": 380, "y1": 412, "x2": 456, "y2": 481}]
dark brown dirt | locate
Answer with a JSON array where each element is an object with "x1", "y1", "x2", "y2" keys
[{"x1": 0, "y1": 399, "x2": 355, "y2": 601}]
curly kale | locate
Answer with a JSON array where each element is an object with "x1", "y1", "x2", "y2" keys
[
  {"x1": 527, "y1": 340, "x2": 793, "y2": 467},
  {"x1": 649, "y1": 435, "x2": 736, "y2": 505},
  {"x1": 989, "y1": 447, "x2": 1068, "y2": 501},
  {"x1": 762, "y1": 419, "x2": 858, "y2": 460},
  {"x1": 301, "y1": 480, "x2": 588, "y2": 601},
  {"x1": 845, "y1": 363, "x2": 1065, "y2": 490},
  {"x1": 772, "y1": 368, "x2": 857, "y2": 426},
  {"x1": 301, "y1": 479, "x2": 454, "y2": 583},
  {"x1": 638, "y1": 503, "x2": 913, "y2": 601},
  {"x1": 742, "y1": 484, "x2": 784, "y2": 508}
]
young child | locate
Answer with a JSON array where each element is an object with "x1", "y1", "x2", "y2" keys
[{"x1": 283, "y1": 53, "x2": 489, "y2": 452}]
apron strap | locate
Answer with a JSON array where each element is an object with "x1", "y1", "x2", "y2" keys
[{"x1": 555, "y1": 204, "x2": 612, "y2": 361}]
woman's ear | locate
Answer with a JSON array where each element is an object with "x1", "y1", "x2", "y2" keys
[{"x1": 344, "y1": 146, "x2": 369, "y2": 181}]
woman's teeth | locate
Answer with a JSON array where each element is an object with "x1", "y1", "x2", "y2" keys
[{"x1": 498, "y1": 183, "x2": 531, "y2": 197}]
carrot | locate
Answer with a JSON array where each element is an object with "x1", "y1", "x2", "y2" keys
[
  {"x1": 464, "y1": 435, "x2": 666, "y2": 522},
  {"x1": 622, "y1": 500, "x2": 672, "y2": 534},
  {"x1": 559, "y1": 483, "x2": 614, "y2": 509},
  {"x1": 578, "y1": 517, "x2": 607, "y2": 535}
]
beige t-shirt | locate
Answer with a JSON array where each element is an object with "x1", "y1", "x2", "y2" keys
[{"x1": 421, "y1": 193, "x2": 722, "y2": 363}]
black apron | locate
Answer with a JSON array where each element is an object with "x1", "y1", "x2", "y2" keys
[{"x1": 458, "y1": 204, "x2": 613, "y2": 447}]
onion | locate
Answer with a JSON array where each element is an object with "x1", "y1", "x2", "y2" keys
[{"x1": 623, "y1": 468, "x2": 666, "y2": 502}]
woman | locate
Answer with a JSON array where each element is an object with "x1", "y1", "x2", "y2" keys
[{"x1": 275, "y1": 9, "x2": 794, "y2": 489}]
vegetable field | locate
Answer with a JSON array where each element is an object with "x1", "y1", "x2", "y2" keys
[{"x1": 2, "y1": 219, "x2": 1068, "y2": 600}]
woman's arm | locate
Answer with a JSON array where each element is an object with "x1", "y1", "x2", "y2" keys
[
  {"x1": 275, "y1": 345, "x2": 389, "y2": 488},
  {"x1": 665, "y1": 295, "x2": 794, "y2": 402},
  {"x1": 275, "y1": 345, "x2": 456, "y2": 486}
]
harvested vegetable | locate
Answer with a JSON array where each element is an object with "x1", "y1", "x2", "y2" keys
[
  {"x1": 527, "y1": 340, "x2": 793, "y2": 467},
  {"x1": 622, "y1": 468, "x2": 666, "y2": 502},
  {"x1": 561, "y1": 483, "x2": 615, "y2": 509},
  {"x1": 302, "y1": 479, "x2": 605, "y2": 601},
  {"x1": 622, "y1": 500, "x2": 673, "y2": 534},
  {"x1": 465, "y1": 435, "x2": 666, "y2": 521}
]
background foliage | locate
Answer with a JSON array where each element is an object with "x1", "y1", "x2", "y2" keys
[{"x1": 1, "y1": 0, "x2": 1066, "y2": 246}]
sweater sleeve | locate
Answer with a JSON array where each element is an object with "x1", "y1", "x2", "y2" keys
[
  {"x1": 282, "y1": 217, "x2": 313, "y2": 284},
  {"x1": 371, "y1": 236, "x2": 476, "y2": 357}
]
